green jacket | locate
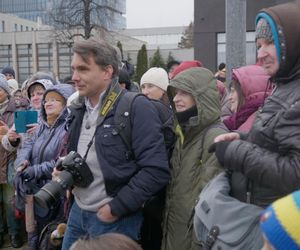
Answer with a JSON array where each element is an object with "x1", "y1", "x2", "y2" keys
[{"x1": 162, "y1": 67, "x2": 227, "y2": 250}]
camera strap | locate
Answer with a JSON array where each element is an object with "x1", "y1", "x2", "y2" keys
[{"x1": 83, "y1": 80, "x2": 123, "y2": 161}]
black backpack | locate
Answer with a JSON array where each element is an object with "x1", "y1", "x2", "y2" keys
[
  {"x1": 114, "y1": 91, "x2": 175, "y2": 250},
  {"x1": 114, "y1": 91, "x2": 176, "y2": 161}
]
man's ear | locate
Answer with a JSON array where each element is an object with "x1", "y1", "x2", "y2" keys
[{"x1": 103, "y1": 65, "x2": 114, "y2": 80}]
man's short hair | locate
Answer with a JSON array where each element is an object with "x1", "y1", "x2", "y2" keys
[{"x1": 73, "y1": 38, "x2": 120, "y2": 77}]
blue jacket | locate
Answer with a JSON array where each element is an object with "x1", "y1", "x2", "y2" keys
[
  {"x1": 14, "y1": 84, "x2": 75, "y2": 186},
  {"x1": 67, "y1": 83, "x2": 170, "y2": 217}
]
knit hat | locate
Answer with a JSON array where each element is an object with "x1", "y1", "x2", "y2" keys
[
  {"x1": 140, "y1": 67, "x2": 169, "y2": 91},
  {"x1": 1, "y1": 66, "x2": 15, "y2": 78},
  {"x1": 7, "y1": 79, "x2": 19, "y2": 92},
  {"x1": 260, "y1": 190, "x2": 300, "y2": 250},
  {"x1": 256, "y1": 18, "x2": 273, "y2": 42},
  {"x1": 0, "y1": 73, "x2": 11, "y2": 95},
  {"x1": 171, "y1": 60, "x2": 203, "y2": 80}
]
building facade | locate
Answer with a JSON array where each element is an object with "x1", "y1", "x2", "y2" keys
[
  {"x1": 121, "y1": 26, "x2": 194, "y2": 66},
  {"x1": 194, "y1": 0, "x2": 290, "y2": 72},
  {"x1": 0, "y1": 0, "x2": 126, "y2": 31}
]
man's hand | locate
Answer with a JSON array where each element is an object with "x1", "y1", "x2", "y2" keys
[
  {"x1": 16, "y1": 160, "x2": 29, "y2": 172},
  {"x1": 52, "y1": 167, "x2": 62, "y2": 181},
  {"x1": 97, "y1": 204, "x2": 118, "y2": 223}
]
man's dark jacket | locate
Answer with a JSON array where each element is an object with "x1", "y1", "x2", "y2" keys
[{"x1": 66, "y1": 83, "x2": 170, "y2": 217}]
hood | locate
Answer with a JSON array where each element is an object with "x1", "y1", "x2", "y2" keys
[
  {"x1": 256, "y1": 1, "x2": 300, "y2": 82},
  {"x1": 26, "y1": 78, "x2": 54, "y2": 99},
  {"x1": 232, "y1": 65, "x2": 271, "y2": 102},
  {"x1": 168, "y1": 67, "x2": 221, "y2": 129},
  {"x1": 41, "y1": 84, "x2": 75, "y2": 123}
]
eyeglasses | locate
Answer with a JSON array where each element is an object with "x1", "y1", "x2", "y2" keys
[{"x1": 42, "y1": 98, "x2": 62, "y2": 105}]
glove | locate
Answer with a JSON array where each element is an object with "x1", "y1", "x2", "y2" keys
[
  {"x1": 208, "y1": 141, "x2": 231, "y2": 167},
  {"x1": 21, "y1": 167, "x2": 35, "y2": 182}
]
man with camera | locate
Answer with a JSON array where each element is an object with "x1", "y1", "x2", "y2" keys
[{"x1": 52, "y1": 38, "x2": 170, "y2": 250}]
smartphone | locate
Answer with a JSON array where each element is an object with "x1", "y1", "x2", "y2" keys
[{"x1": 14, "y1": 111, "x2": 38, "y2": 133}]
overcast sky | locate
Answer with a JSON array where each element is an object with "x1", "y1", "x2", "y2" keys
[{"x1": 126, "y1": 0, "x2": 194, "y2": 29}]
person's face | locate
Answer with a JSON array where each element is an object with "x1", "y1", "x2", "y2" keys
[
  {"x1": 14, "y1": 91, "x2": 22, "y2": 101},
  {"x1": 4, "y1": 73, "x2": 14, "y2": 80},
  {"x1": 44, "y1": 93, "x2": 65, "y2": 119},
  {"x1": 256, "y1": 38, "x2": 279, "y2": 77},
  {"x1": 30, "y1": 85, "x2": 45, "y2": 110},
  {"x1": 0, "y1": 87, "x2": 8, "y2": 103},
  {"x1": 229, "y1": 86, "x2": 239, "y2": 112},
  {"x1": 141, "y1": 83, "x2": 165, "y2": 100},
  {"x1": 173, "y1": 89, "x2": 196, "y2": 112},
  {"x1": 71, "y1": 53, "x2": 113, "y2": 105}
]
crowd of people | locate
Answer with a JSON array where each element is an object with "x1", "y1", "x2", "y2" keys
[{"x1": 0, "y1": 1, "x2": 300, "y2": 250}]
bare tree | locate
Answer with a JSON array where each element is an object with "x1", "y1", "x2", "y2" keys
[{"x1": 48, "y1": 0, "x2": 115, "y2": 42}]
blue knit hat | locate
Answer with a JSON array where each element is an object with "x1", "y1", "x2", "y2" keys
[{"x1": 260, "y1": 190, "x2": 300, "y2": 250}]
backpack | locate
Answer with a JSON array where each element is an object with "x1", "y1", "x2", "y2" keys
[
  {"x1": 193, "y1": 172, "x2": 264, "y2": 250},
  {"x1": 114, "y1": 91, "x2": 175, "y2": 250},
  {"x1": 114, "y1": 91, "x2": 176, "y2": 161}
]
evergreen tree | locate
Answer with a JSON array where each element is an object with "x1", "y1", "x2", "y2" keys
[
  {"x1": 135, "y1": 44, "x2": 148, "y2": 83},
  {"x1": 167, "y1": 52, "x2": 176, "y2": 65},
  {"x1": 150, "y1": 47, "x2": 165, "y2": 68},
  {"x1": 117, "y1": 41, "x2": 124, "y2": 60},
  {"x1": 178, "y1": 22, "x2": 194, "y2": 48}
]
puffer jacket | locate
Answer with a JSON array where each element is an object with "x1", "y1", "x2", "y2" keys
[
  {"x1": 0, "y1": 98, "x2": 16, "y2": 184},
  {"x1": 14, "y1": 84, "x2": 75, "y2": 186},
  {"x1": 162, "y1": 67, "x2": 227, "y2": 250},
  {"x1": 224, "y1": 64, "x2": 271, "y2": 132},
  {"x1": 225, "y1": 1, "x2": 300, "y2": 208}
]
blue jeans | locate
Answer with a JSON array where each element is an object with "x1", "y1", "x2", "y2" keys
[{"x1": 62, "y1": 201, "x2": 143, "y2": 250}]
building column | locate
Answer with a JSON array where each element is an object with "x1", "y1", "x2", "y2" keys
[
  {"x1": 225, "y1": 0, "x2": 246, "y2": 82},
  {"x1": 11, "y1": 32, "x2": 18, "y2": 82},
  {"x1": 32, "y1": 30, "x2": 38, "y2": 73},
  {"x1": 52, "y1": 41, "x2": 59, "y2": 79}
]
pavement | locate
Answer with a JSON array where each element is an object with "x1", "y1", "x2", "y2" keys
[{"x1": 1, "y1": 234, "x2": 28, "y2": 250}]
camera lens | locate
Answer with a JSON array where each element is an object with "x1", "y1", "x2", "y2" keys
[{"x1": 34, "y1": 171, "x2": 74, "y2": 209}]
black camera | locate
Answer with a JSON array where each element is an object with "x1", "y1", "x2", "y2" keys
[{"x1": 34, "y1": 151, "x2": 94, "y2": 209}]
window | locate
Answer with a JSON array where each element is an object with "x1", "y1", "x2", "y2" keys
[
  {"x1": 17, "y1": 44, "x2": 32, "y2": 83},
  {"x1": 58, "y1": 44, "x2": 73, "y2": 80},
  {"x1": 14, "y1": 23, "x2": 18, "y2": 32},
  {"x1": 0, "y1": 45, "x2": 12, "y2": 68},
  {"x1": 37, "y1": 43, "x2": 53, "y2": 72}
]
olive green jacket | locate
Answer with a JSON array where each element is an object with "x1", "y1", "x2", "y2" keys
[{"x1": 162, "y1": 67, "x2": 227, "y2": 250}]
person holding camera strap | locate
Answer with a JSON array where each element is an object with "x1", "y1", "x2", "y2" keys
[{"x1": 53, "y1": 38, "x2": 170, "y2": 250}]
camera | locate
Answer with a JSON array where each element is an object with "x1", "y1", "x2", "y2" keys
[{"x1": 34, "y1": 151, "x2": 94, "y2": 209}]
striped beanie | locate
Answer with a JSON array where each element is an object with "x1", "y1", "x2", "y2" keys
[{"x1": 260, "y1": 190, "x2": 300, "y2": 250}]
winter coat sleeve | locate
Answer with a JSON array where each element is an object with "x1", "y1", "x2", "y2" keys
[
  {"x1": 109, "y1": 96, "x2": 170, "y2": 217},
  {"x1": 14, "y1": 128, "x2": 40, "y2": 168},
  {"x1": 224, "y1": 101, "x2": 300, "y2": 193},
  {"x1": 31, "y1": 160, "x2": 56, "y2": 179}
]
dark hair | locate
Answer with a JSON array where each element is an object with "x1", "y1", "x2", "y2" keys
[
  {"x1": 230, "y1": 79, "x2": 245, "y2": 111},
  {"x1": 118, "y1": 69, "x2": 131, "y2": 90},
  {"x1": 218, "y1": 62, "x2": 226, "y2": 71},
  {"x1": 167, "y1": 60, "x2": 180, "y2": 72},
  {"x1": 70, "y1": 233, "x2": 142, "y2": 250},
  {"x1": 73, "y1": 38, "x2": 119, "y2": 78}
]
